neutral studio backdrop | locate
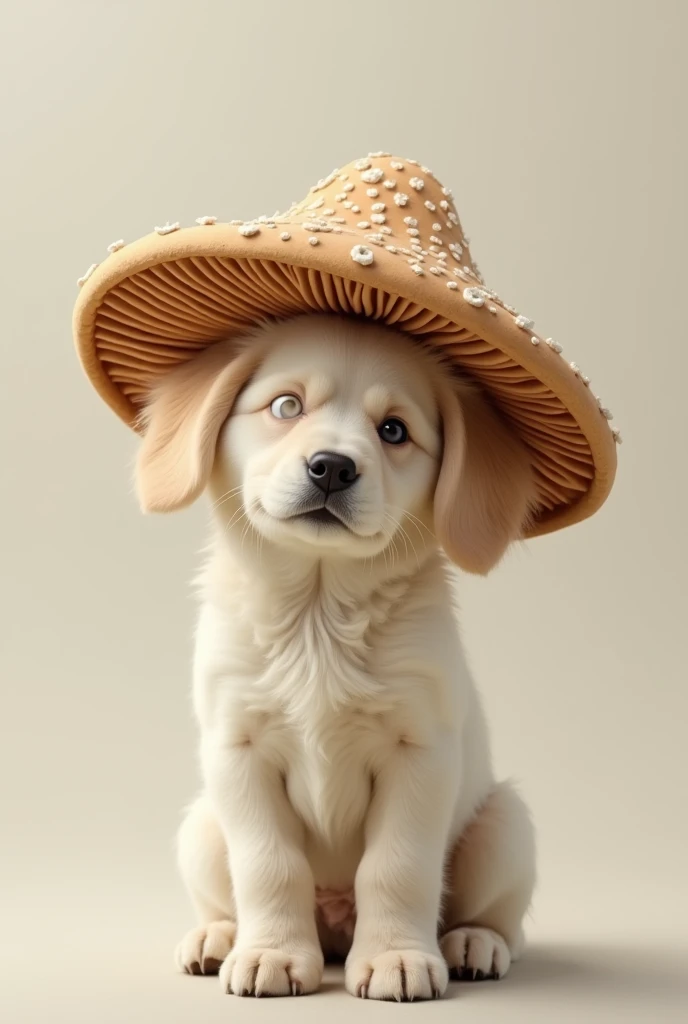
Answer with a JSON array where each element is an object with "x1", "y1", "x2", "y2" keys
[{"x1": 1, "y1": 1, "x2": 686, "y2": 1021}]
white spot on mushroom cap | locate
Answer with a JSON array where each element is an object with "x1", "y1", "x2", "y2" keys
[
  {"x1": 361, "y1": 168, "x2": 385, "y2": 184},
  {"x1": 464, "y1": 287, "x2": 485, "y2": 307},
  {"x1": 351, "y1": 244, "x2": 374, "y2": 266},
  {"x1": 514, "y1": 315, "x2": 535, "y2": 330},
  {"x1": 77, "y1": 263, "x2": 98, "y2": 287}
]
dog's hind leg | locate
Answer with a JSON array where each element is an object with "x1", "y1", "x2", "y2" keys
[
  {"x1": 440, "y1": 780, "x2": 536, "y2": 982},
  {"x1": 174, "y1": 795, "x2": 236, "y2": 975}
]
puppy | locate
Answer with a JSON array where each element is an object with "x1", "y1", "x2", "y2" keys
[{"x1": 136, "y1": 314, "x2": 537, "y2": 1001}]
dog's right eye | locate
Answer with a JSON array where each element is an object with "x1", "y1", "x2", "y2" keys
[{"x1": 270, "y1": 394, "x2": 303, "y2": 420}]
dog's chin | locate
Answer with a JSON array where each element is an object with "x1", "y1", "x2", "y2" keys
[{"x1": 249, "y1": 503, "x2": 388, "y2": 557}]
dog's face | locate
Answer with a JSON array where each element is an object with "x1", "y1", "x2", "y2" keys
[
  {"x1": 216, "y1": 319, "x2": 442, "y2": 558},
  {"x1": 136, "y1": 315, "x2": 535, "y2": 574}
]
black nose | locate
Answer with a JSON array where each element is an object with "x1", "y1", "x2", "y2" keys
[{"x1": 307, "y1": 451, "x2": 358, "y2": 494}]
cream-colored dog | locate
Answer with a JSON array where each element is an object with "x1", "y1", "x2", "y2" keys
[{"x1": 136, "y1": 314, "x2": 537, "y2": 1001}]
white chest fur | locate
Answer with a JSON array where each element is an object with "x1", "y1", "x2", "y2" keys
[{"x1": 193, "y1": 544, "x2": 484, "y2": 848}]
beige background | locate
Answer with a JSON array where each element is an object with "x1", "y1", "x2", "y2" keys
[{"x1": 2, "y1": 1, "x2": 687, "y2": 1021}]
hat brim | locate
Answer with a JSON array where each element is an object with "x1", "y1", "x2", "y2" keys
[{"x1": 73, "y1": 220, "x2": 616, "y2": 539}]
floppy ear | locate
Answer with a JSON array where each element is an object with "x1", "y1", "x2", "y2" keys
[
  {"x1": 434, "y1": 381, "x2": 536, "y2": 575},
  {"x1": 135, "y1": 340, "x2": 261, "y2": 513}
]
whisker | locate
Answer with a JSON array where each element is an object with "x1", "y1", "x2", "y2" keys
[
  {"x1": 381, "y1": 514, "x2": 404, "y2": 572},
  {"x1": 383, "y1": 508, "x2": 424, "y2": 571},
  {"x1": 380, "y1": 520, "x2": 397, "y2": 569},
  {"x1": 381, "y1": 536, "x2": 388, "y2": 573},
  {"x1": 396, "y1": 521, "x2": 421, "y2": 571},
  {"x1": 386, "y1": 505, "x2": 433, "y2": 541},
  {"x1": 240, "y1": 516, "x2": 256, "y2": 554},
  {"x1": 210, "y1": 485, "x2": 244, "y2": 511},
  {"x1": 398, "y1": 517, "x2": 421, "y2": 561},
  {"x1": 225, "y1": 503, "x2": 249, "y2": 534},
  {"x1": 398, "y1": 524, "x2": 409, "y2": 560},
  {"x1": 389, "y1": 532, "x2": 401, "y2": 569}
]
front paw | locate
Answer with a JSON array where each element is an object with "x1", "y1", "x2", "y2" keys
[
  {"x1": 441, "y1": 926, "x2": 511, "y2": 980},
  {"x1": 220, "y1": 945, "x2": 323, "y2": 997},
  {"x1": 346, "y1": 948, "x2": 448, "y2": 1001},
  {"x1": 175, "y1": 921, "x2": 236, "y2": 975}
]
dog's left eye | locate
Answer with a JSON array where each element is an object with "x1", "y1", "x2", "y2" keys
[
  {"x1": 270, "y1": 394, "x2": 303, "y2": 419},
  {"x1": 378, "y1": 417, "x2": 408, "y2": 445}
]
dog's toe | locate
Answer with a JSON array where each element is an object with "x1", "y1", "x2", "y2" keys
[
  {"x1": 176, "y1": 921, "x2": 236, "y2": 975},
  {"x1": 441, "y1": 926, "x2": 511, "y2": 981}
]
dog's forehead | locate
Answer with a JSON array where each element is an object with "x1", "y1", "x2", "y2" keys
[{"x1": 252, "y1": 320, "x2": 440, "y2": 414}]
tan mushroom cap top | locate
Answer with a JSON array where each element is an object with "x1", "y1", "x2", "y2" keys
[{"x1": 73, "y1": 152, "x2": 619, "y2": 537}]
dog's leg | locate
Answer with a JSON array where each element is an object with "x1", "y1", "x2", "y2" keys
[
  {"x1": 345, "y1": 741, "x2": 458, "y2": 1001},
  {"x1": 210, "y1": 749, "x2": 324, "y2": 997},
  {"x1": 440, "y1": 780, "x2": 536, "y2": 981},
  {"x1": 174, "y1": 796, "x2": 236, "y2": 975}
]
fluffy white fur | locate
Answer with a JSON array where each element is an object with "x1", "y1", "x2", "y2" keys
[{"x1": 136, "y1": 315, "x2": 537, "y2": 1001}]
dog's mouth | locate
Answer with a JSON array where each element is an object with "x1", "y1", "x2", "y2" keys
[
  {"x1": 292, "y1": 506, "x2": 348, "y2": 529},
  {"x1": 252, "y1": 499, "x2": 389, "y2": 547},
  {"x1": 255, "y1": 500, "x2": 353, "y2": 533}
]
